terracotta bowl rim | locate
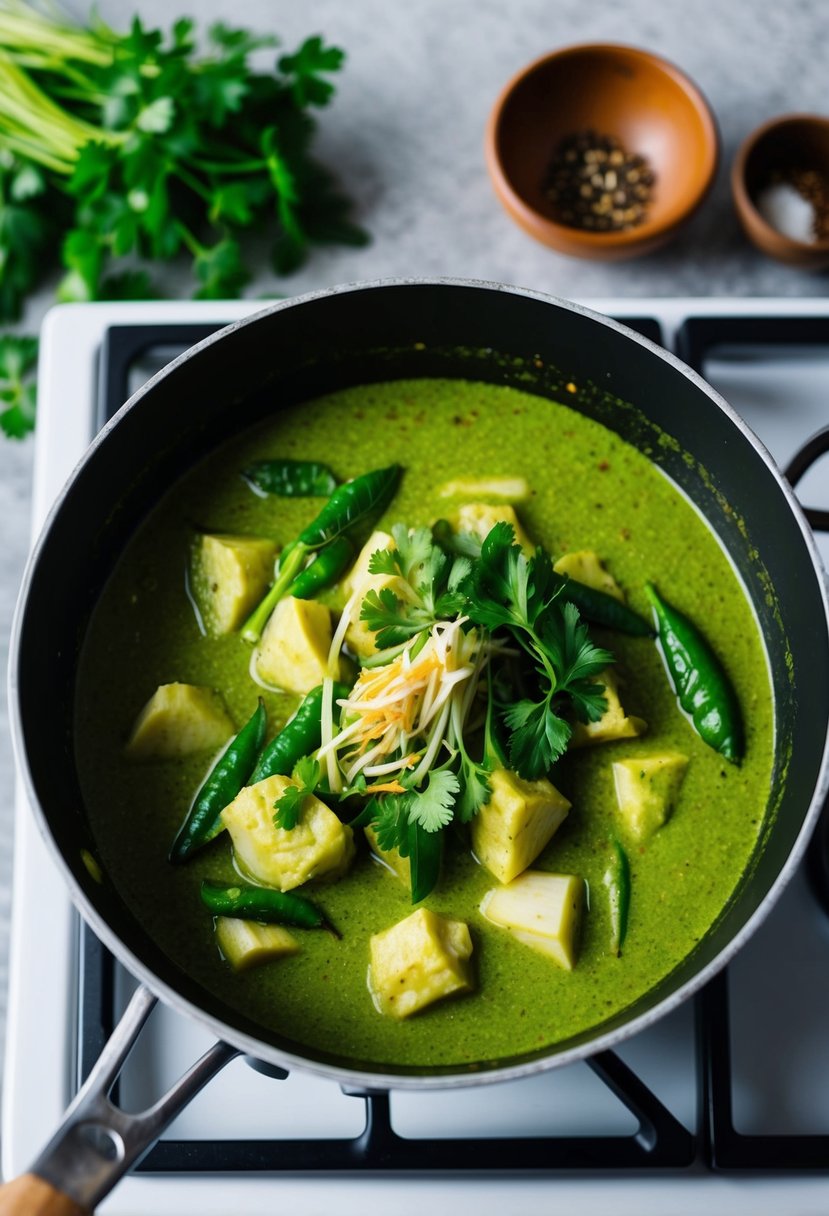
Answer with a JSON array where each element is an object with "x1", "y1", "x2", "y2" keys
[
  {"x1": 731, "y1": 111, "x2": 829, "y2": 253},
  {"x1": 485, "y1": 41, "x2": 720, "y2": 251}
]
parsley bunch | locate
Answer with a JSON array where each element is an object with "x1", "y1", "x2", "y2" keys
[{"x1": 0, "y1": 3, "x2": 367, "y2": 435}]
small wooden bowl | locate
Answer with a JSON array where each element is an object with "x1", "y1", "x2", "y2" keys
[
  {"x1": 731, "y1": 114, "x2": 829, "y2": 268},
  {"x1": 485, "y1": 43, "x2": 719, "y2": 260}
]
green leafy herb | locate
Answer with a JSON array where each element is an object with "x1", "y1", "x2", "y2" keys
[
  {"x1": 461, "y1": 523, "x2": 614, "y2": 778},
  {"x1": 273, "y1": 755, "x2": 320, "y2": 830},
  {"x1": 0, "y1": 334, "x2": 37, "y2": 438},
  {"x1": 361, "y1": 523, "x2": 471, "y2": 648},
  {"x1": 0, "y1": 4, "x2": 369, "y2": 428}
]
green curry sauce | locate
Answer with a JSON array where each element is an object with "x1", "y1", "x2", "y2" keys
[{"x1": 75, "y1": 379, "x2": 774, "y2": 1069}]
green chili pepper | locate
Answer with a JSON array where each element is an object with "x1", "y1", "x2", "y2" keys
[
  {"x1": 645, "y1": 583, "x2": 743, "y2": 762},
  {"x1": 242, "y1": 459, "x2": 338, "y2": 498},
  {"x1": 552, "y1": 572, "x2": 653, "y2": 637},
  {"x1": 242, "y1": 464, "x2": 401, "y2": 642},
  {"x1": 200, "y1": 879, "x2": 338, "y2": 935},
  {"x1": 603, "y1": 837, "x2": 631, "y2": 957},
  {"x1": 401, "y1": 818, "x2": 443, "y2": 904},
  {"x1": 286, "y1": 535, "x2": 354, "y2": 600},
  {"x1": 170, "y1": 700, "x2": 267, "y2": 864},
  {"x1": 298, "y1": 463, "x2": 401, "y2": 550},
  {"x1": 249, "y1": 682, "x2": 350, "y2": 784}
]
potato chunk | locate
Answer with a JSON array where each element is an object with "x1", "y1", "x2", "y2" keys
[
  {"x1": 481, "y1": 871, "x2": 584, "y2": 970},
  {"x1": 455, "y1": 502, "x2": 532, "y2": 553},
  {"x1": 570, "y1": 668, "x2": 647, "y2": 747},
  {"x1": 554, "y1": 550, "x2": 624, "y2": 601},
  {"x1": 612, "y1": 753, "x2": 689, "y2": 840},
  {"x1": 125, "y1": 683, "x2": 234, "y2": 758},
  {"x1": 471, "y1": 768, "x2": 570, "y2": 885},
  {"x1": 215, "y1": 917, "x2": 298, "y2": 972},
  {"x1": 254, "y1": 595, "x2": 338, "y2": 693},
  {"x1": 438, "y1": 476, "x2": 528, "y2": 500},
  {"x1": 365, "y1": 824, "x2": 411, "y2": 889},
  {"x1": 342, "y1": 529, "x2": 394, "y2": 599},
  {"x1": 368, "y1": 907, "x2": 473, "y2": 1019},
  {"x1": 221, "y1": 774, "x2": 355, "y2": 890},
  {"x1": 192, "y1": 533, "x2": 276, "y2": 635},
  {"x1": 342, "y1": 530, "x2": 412, "y2": 658}
]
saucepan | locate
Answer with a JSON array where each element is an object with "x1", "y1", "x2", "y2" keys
[{"x1": 4, "y1": 280, "x2": 829, "y2": 1212}]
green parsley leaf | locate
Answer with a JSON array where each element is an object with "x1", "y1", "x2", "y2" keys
[
  {"x1": 278, "y1": 36, "x2": 345, "y2": 108},
  {"x1": 193, "y1": 237, "x2": 249, "y2": 299},
  {"x1": 372, "y1": 793, "x2": 409, "y2": 854},
  {"x1": 273, "y1": 755, "x2": 320, "y2": 830},
  {"x1": 406, "y1": 769, "x2": 460, "y2": 833},
  {"x1": 361, "y1": 525, "x2": 470, "y2": 649},
  {"x1": 0, "y1": 334, "x2": 37, "y2": 438},
  {"x1": 504, "y1": 696, "x2": 572, "y2": 779},
  {"x1": 462, "y1": 524, "x2": 614, "y2": 778}
]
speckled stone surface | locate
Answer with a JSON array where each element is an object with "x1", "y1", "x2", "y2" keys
[{"x1": 0, "y1": 0, "x2": 827, "y2": 1088}]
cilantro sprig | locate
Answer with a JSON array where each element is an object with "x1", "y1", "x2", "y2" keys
[
  {"x1": 461, "y1": 523, "x2": 614, "y2": 779},
  {"x1": 0, "y1": 5, "x2": 368, "y2": 435},
  {"x1": 360, "y1": 524, "x2": 470, "y2": 651}
]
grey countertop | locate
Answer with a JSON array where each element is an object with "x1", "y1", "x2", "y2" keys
[{"x1": 0, "y1": 0, "x2": 827, "y2": 1093}]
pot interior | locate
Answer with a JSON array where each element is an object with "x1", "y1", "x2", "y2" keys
[{"x1": 15, "y1": 282, "x2": 829, "y2": 1083}]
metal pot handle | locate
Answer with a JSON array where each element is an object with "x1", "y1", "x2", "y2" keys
[
  {"x1": 784, "y1": 425, "x2": 829, "y2": 532},
  {"x1": 0, "y1": 984, "x2": 239, "y2": 1215}
]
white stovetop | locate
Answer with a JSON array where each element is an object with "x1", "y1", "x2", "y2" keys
[{"x1": 6, "y1": 298, "x2": 829, "y2": 1215}]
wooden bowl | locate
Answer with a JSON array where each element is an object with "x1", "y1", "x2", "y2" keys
[
  {"x1": 731, "y1": 114, "x2": 829, "y2": 268},
  {"x1": 485, "y1": 43, "x2": 719, "y2": 260}
]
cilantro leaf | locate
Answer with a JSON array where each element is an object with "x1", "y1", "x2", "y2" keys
[
  {"x1": 406, "y1": 769, "x2": 459, "y2": 833},
  {"x1": 278, "y1": 36, "x2": 345, "y2": 108},
  {"x1": 372, "y1": 793, "x2": 410, "y2": 854},
  {"x1": 455, "y1": 760, "x2": 490, "y2": 823},
  {"x1": 504, "y1": 697, "x2": 572, "y2": 778},
  {"x1": 360, "y1": 585, "x2": 434, "y2": 649},
  {"x1": 461, "y1": 524, "x2": 615, "y2": 778},
  {"x1": 193, "y1": 237, "x2": 249, "y2": 299},
  {"x1": 0, "y1": 335, "x2": 37, "y2": 438},
  {"x1": 273, "y1": 756, "x2": 320, "y2": 830},
  {"x1": 361, "y1": 526, "x2": 471, "y2": 649}
]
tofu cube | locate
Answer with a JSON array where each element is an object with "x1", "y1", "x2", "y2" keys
[
  {"x1": 221, "y1": 774, "x2": 355, "y2": 891},
  {"x1": 125, "y1": 683, "x2": 234, "y2": 758},
  {"x1": 471, "y1": 768, "x2": 570, "y2": 884},
  {"x1": 192, "y1": 533, "x2": 276, "y2": 635},
  {"x1": 570, "y1": 668, "x2": 647, "y2": 747},
  {"x1": 481, "y1": 871, "x2": 584, "y2": 970},
  {"x1": 215, "y1": 917, "x2": 299, "y2": 972},
  {"x1": 612, "y1": 753, "x2": 689, "y2": 840},
  {"x1": 368, "y1": 907, "x2": 474, "y2": 1019},
  {"x1": 455, "y1": 502, "x2": 533, "y2": 553},
  {"x1": 365, "y1": 824, "x2": 411, "y2": 889},
  {"x1": 554, "y1": 550, "x2": 624, "y2": 601},
  {"x1": 254, "y1": 595, "x2": 338, "y2": 693}
]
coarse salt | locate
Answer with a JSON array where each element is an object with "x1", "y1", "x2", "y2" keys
[{"x1": 756, "y1": 181, "x2": 816, "y2": 243}]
